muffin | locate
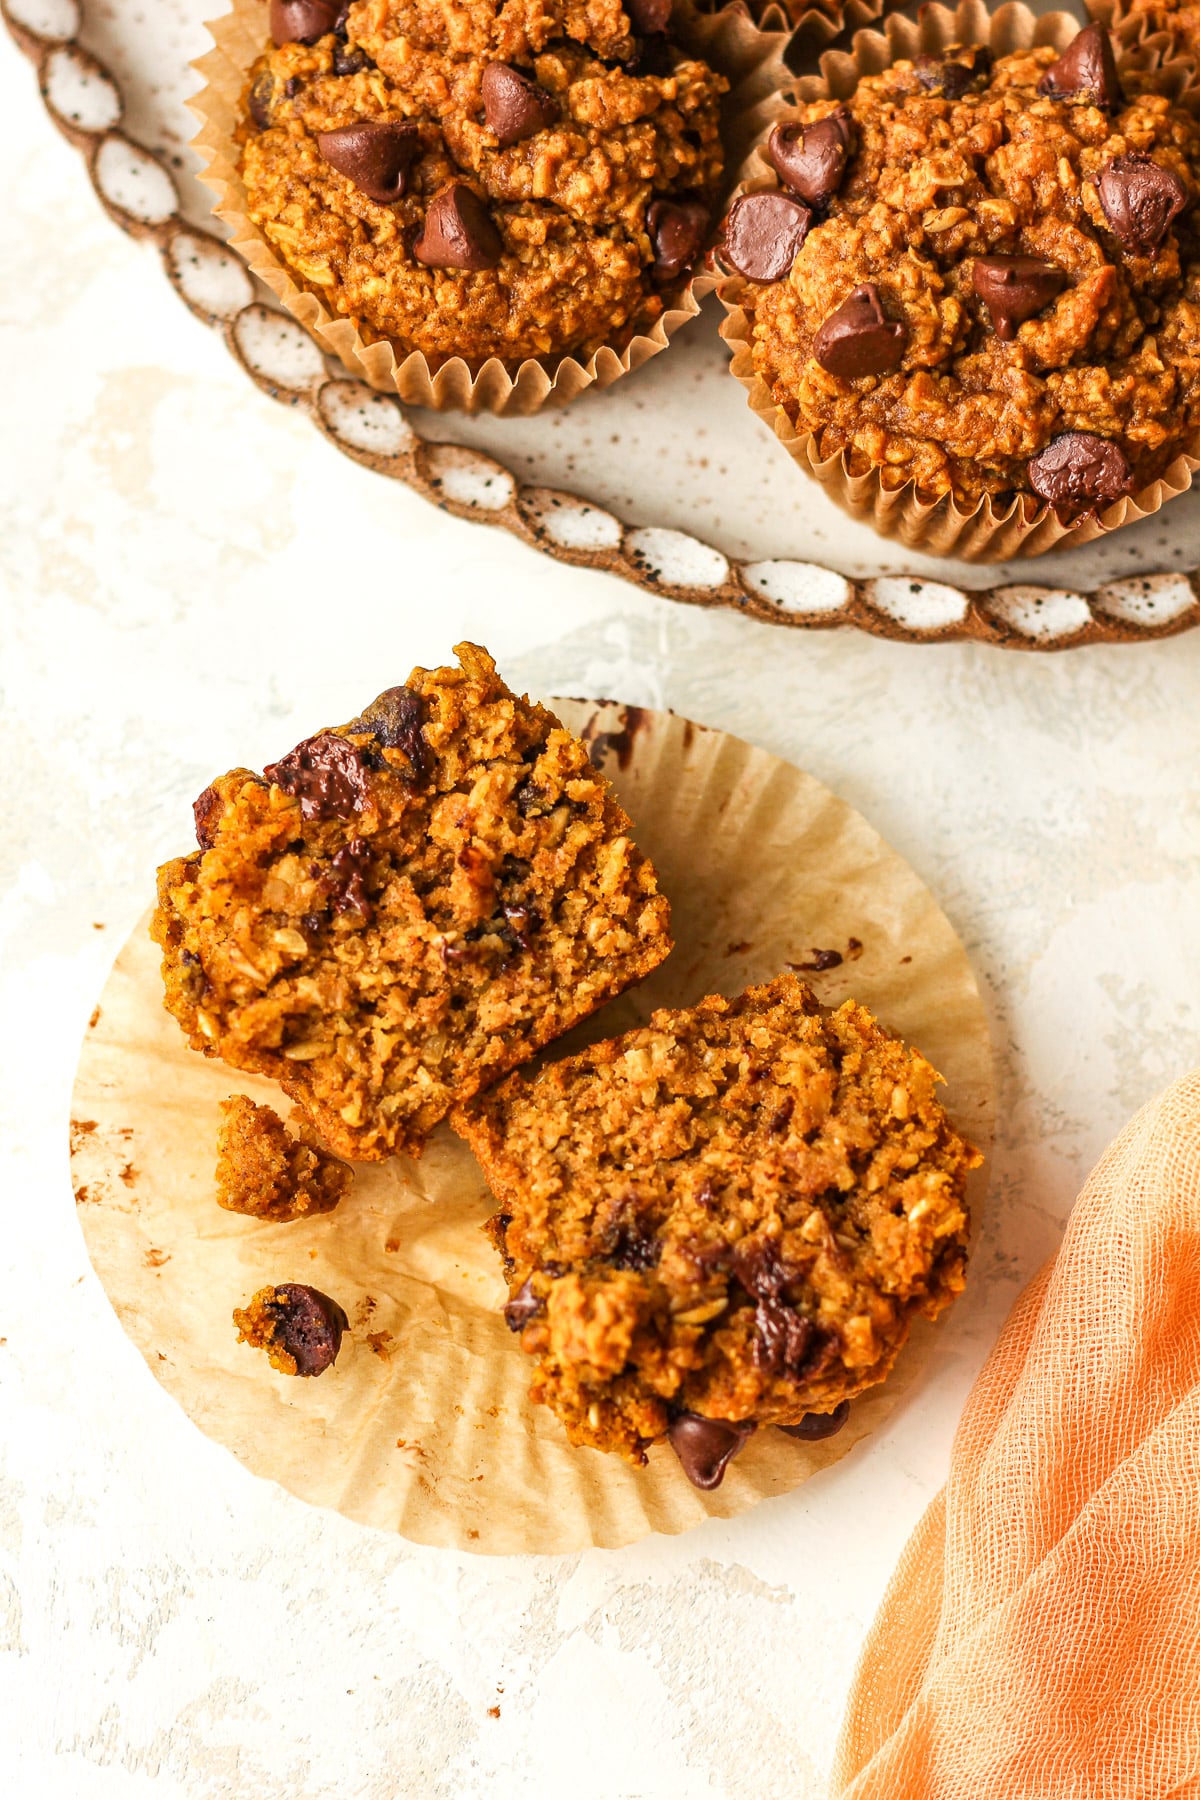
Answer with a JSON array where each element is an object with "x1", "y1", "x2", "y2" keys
[
  {"x1": 151, "y1": 644, "x2": 672, "y2": 1161},
  {"x1": 453, "y1": 974, "x2": 979, "y2": 1482},
  {"x1": 237, "y1": 0, "x2": 728, "y2": 381},
  {"x1": 720, "y1": 26, "x2": 1200, "y2": 525}
]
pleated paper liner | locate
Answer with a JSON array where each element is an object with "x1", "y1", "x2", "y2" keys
[
  {"x1": 189, "y1": 0, "x2": 791, "y2": 416},
  {"x1": 71, "y1": 701, "x2": 993, "y2": 1556},
  {"x1": 716, "y1": 0, "x2": 1200, "y2": 562},
  {"x1": 1089, "y1": 0, "x2": 1200, "y2": 69}
]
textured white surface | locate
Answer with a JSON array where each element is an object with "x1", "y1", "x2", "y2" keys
[{"x1": 3, "y1": 34, "x2": 1200, "y2": 1800}]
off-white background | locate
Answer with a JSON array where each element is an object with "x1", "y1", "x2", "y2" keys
[{"x1": 3, "y1": 28, "x2": 1200, "y2": 1798}]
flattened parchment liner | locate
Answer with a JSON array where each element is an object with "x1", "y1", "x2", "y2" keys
[{"x1": 71, "y1": 702, "x2": 993, "y2": 1554}]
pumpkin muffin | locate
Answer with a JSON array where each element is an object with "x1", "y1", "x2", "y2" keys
[
  {"x1": 722, "y1": 27, "x2": 1200, "y2": 517},
  {"x1": 238, "y1": 0, "x2": 727, "y2": 370},
  {"x1": 151, "y1": 644, "x2": 672, "y2": 1162},
  {"x1": 454, "y1": 974, "x2": 979, "y2": 1484}
]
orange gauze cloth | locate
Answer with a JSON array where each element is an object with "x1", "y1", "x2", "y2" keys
[{"x1": 833, "y1": 1071, "x2": 1200, "y2": 1799}]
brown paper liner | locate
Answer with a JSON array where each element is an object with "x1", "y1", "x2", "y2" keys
[
  {"x1": 189, "y1": 0, "x2": 791, "y2": 416},
  {"x1": 716, "y1": 0, "x2": 1200, "y2": 561},
  {"x1": 1089, "y1": 0, "x2": 1200, "y2": 67},
  {"x1": 71, "y1": 702, "x2": 993, "y2": 1555}
]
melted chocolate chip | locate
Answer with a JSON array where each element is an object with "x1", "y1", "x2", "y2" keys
[
  {"x1": 316, "y1": 121, "x2": 420, "y2": 204},
  {"x1": 972, "y1": 254, "x2": 1067, "y2": 340},
  {"x1": 1097, "y1": 153, "x2": 1188, "y2": 254},
  {"x1": 753, "y1": 1296, "x2": 819, "y2": 1377},
  {"x1": 413, "y1": 184, "x2": 503, "y2": 270},
  {"x1": 766, "y1": 1094, "x2": 795, "y2": 1136},
  {"x1": 767, "y1": 109, "x2": 852, "y2": 208},
  {"x1": 248, "y1": 72, "x2": 275, "y2": 129},
  {"x1": 503, "y1": 1277, "x2": 543, "y2": 1331},
  {"x1": 1027, "y1": 431, "x2": 1134, "y2": 509},
  {"x1": 813, "y1": 282, "x2": 905, "y2": 380},
  {"x1": 1037, "y1": 23, "x2": 1122, "y2": 110},
  {"x1": 264, "y1": 731, "x2": 372, "y2": 821},
  {"x1": 325, "y1": 837, "x2": 373, "y2": 919},
  {"x1": 668, "y1": 1413, "x2": 755, "y2": 1490},
  {"x1": 481, "y1": 62, "x2": 558, "y2": 147},
  {"x1": 193, "y1": 784, "x2": 222, "y2": 850},
  {"x1": 647, "y1": 198, "x2": 709, "y2": 284},
  {"x1": 913, "y1": 49, "x2": 989, "y2": 100},
  {"x1": 721, "y1": 191, "x2": 812, "y2": 283},
  {"x1": 780, "y1": 1399, "x2": 850, "y2": 1441},
  {"x1": 345, "y1": 685, "x2": 431, "y2": 784},
  {"x1": 332, "y1": 44, "x2": 368, "y2": 75},
  {"x1": 500, "y1": 902, "x2": 538, "y2": 952},
  {"x1": 266, "y1": 1283, "x2": 348, "y2": 1375},
  {"x1": 514, "y1": 777, "x2": 550, "y2": 816},
  {"x1": 627, "y1": 0, "x2": 671, "y2": 32},
  {"x1": 269, "y1": 0, "x2": 339, "y2": 46},
  {"x1": 624, "y1": 33, "x2": 673, "y2": 76}
]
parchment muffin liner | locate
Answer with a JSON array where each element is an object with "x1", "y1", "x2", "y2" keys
[
  {"x1": 190, "y1": 0, "x2": 791, "y2": 415},
  {"x1": 1089, "y1": 0, "x2": 1200, "y2": 70},
  {"x1": 715, "y1": 0, "x2": 1200, "y2": 561},
  {"x1": 70, "y1": 701, "x2": 993, "y2": 1556}
]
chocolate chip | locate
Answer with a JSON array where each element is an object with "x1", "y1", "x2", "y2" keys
[
  {"x1": 269, "y1": 0, "x2": 339, "y2": 45},
  {"x1": 265, "y1": 731, "x2": 372, "y2": 821},
  {"x1": 780, "y1": 1399, "x2": 850, "y2": 1440},
  {"x1": 668, "y1": 1413, "x2": 755, "y2": 1490},
  {"x1": 481, "y1": 62, "x2": 558, "y2": 147},
  {"x1": 913, "y1": 51, "x2": 985, "y2": 101},
  {"x1": 813, "y1": 282, "x2": 905, "y2": 380},
  {"x1": 332, "y1": 44, "x2": 368, "y2": 75},
  {"x1": 514, "y1": 777, "x2": 550, "y2": 816},
  {"x1": 284, "y1": 76, "x2": 302, "y2": 99},
  {"x1": 647, "y1": 198, "x2": 709, "y2": 284},
  {"x1": 1097, "y1": 153, "x2": 1188, "y2": 254},
  {"x1": 766, "y1": 1094, "x2": 795, "y2": 1135},
  {"x1": 193, "y1": 784, "x2": 222, "y2": 850},
  {"x1": 753, "y1": 1296, "x2": 819, "y2": 1377},
  {"x1": 500, "y1": 902, "x2": 539, "y2": 952},
  {"x1": 972, "y1": 254, "x2": 1066, "y2": 340},
  {"x1": 316, "y1": 121, "x2": 420, "y2": 204},
  {"x1": 1027, "y1": 431, "x2": 1133, "y2": 508},
  {"x1": 721, "y1": 191, "x2": 812, "y2": 283},
  {"x1": 767, "y1": 109, "x2": 852, "y2": 208},
  {"x1": 266, "y1": 1283, "x2": 348, "y2": 1375},
  {"x1": 345, "y1": 684, "x2": 431, "y2": 784},
  {"x1": 503, "y1": 1277, "x2": 543, "y2": 1331},
  {"x1": 623, "y1": 33, "x2": 673, "y2": 76},
  {"x1": 248, "y1": 73, "x2": 275, "y2": 129},
  {"x1": 325, "y1": 837, "x2": 373, "y2": 919},
  {"x1": 1037, "y1": 23, "x2": 1122, "y2": 110},
  {"x1": 627, "y1": 0, "x2": 671, "y2": 31},
  {"x1": 413, "y1": 184, "x2": 503, "y2": 271}
]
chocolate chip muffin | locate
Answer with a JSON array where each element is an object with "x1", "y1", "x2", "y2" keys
[
  {"x1": 722, "y1": 26, "x2": 1200, "y2": 517},
  {"x1": 453, "y1": 974, "x2": 979, "y2": 1482},
  {"x1": 238, "y1": 0, "x2": 727, "y2": 371},
  {"x1": 151, "y1": 644, "x2": 672, "y2": 1162}
]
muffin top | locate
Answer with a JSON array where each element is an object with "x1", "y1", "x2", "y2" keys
[
  {"x1": 725, "y1": 29, "x2": 1200, "y2": 513},
  {"x1": 238, "y1": 0, "x2": 727, "y2": 368}
]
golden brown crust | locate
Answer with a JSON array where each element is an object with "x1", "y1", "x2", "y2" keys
[
  {"x1": 151, "y1": 644, "x2": 672, "y2": 1161},
  {"x1": 215, "y1": 1094, "x2": 353, "y2": 1220},
  {"x1": 454, "y1": 973, "x2": 980, "y2": 1464},
  {"x1": 743, "y1": 46, "x2": 1200, "y2": 507},
  {"x1": 238, "y1": 0, "x2": 726, "y2": 367}
]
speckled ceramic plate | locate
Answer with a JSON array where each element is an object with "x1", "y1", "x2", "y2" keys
[{"x1": 6, "y1": 0, "x2": 1199, "y2": 645}]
